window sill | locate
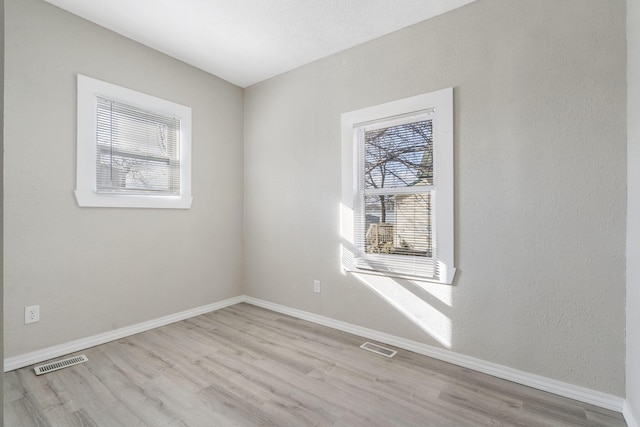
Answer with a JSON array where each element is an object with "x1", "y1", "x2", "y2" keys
[
  {"x1": 344, "y1": 266, "x2": 457, "y2": 285},
  {"x1": 74, "y1": 190, "x2": 193, "y2": 209}
]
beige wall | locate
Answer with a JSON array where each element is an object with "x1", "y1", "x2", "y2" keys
[
  {"x1": 3, "y1": 0, "x2": 244, "y2": 357},
  {"x1": 244, "y1": 0, "x2": 627, "y2": 395},
  {"x1": 627, "y1": 0, "x2": 640, "y2": 421}
]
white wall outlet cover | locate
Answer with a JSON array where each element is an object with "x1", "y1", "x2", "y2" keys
[{"x1": 25, "y1": 305, "x2": 40, "y2": 324}]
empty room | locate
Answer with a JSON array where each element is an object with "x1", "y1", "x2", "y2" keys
[{"x1": 3, "y1": 0, "x2": 640, "y2": 425}]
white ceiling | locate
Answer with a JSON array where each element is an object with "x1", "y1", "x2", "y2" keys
[{"x1": 43, "y1": 0, "x2": 476, "y2": 88}]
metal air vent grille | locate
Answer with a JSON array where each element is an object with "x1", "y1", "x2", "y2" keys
[{"x1": 34, "y1": 355, "x2": 88, "y2": 375}]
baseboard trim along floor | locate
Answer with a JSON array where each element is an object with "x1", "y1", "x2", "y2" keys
[
  {"x1": 3, "y1": 296, "x2": 244, "y2": 372},
  {"x1": 624, "y1": 400, "x2": 640, "y2": 427},
  {"x1": 242, "y1": 297, "x2": 625, "y2": 413},
  {"x1": 5, "y1": 294, "x2": 635, "y2": 425}
]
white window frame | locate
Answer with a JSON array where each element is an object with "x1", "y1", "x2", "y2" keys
[
  {"x1": 75, "y1": 74, "x2": 193, "y2": 209},
  {"x1": 341, "y1": 88, "x2": 455, "y2": 284}
]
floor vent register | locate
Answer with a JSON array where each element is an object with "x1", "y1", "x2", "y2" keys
[
  {"x1": 34, "y1": 355, "x2": 89, "y2": 375},
  {"x1": 360, "y1": 342, "x2": 397, "y2": 358}
]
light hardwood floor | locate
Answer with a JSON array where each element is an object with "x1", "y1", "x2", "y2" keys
[{"x1": 4, "y1": 303, "x2": 627, "y2": 426}]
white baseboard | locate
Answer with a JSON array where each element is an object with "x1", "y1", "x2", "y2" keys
[
  {"x1": 242, "y1": 296, "x2": 626, "y2": 413},
  {"x1": 625, "y1": 400, "x2": 639, "y2": 427},
  {"x1": 3, "y1": 296, "x2": 244, "y2": 372},
  {"x1": 4, "y1": 294, "x2": 629, "y2": 417}
]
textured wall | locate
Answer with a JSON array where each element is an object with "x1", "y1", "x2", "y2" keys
[
  {"x1": 244, "y1": 0, "x2": 627, "y2": 395},
  {"x1": 4, "y1": 0, "x2": 244, "y2": 357},
  {"x1": 627, "y1": 0, "x2": 640, "y2": 420}
]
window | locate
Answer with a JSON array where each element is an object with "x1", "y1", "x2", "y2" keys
[
  {"x1": 75, "y1": 75, "x2": 192, "y2": 208},
  {"x1": 341, "y1": 88, "x2": 455, "y2": 284}
]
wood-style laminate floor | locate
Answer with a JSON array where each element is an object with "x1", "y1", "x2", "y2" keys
[{"x1": 4, "y1": 303, "x2": 627, "y2": 426}]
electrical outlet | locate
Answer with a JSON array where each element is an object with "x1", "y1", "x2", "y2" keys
[
  {"x1": 25, "y1": 305, "x2": 40, "y2": 324},
  {"x1": 313, "y1": 280, "x2": 321, "y2": 293}
]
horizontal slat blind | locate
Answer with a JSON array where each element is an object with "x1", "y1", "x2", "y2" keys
[
  {"x1": 96, "y1": 97, "x2": 180, "y2": 195},
  {"x1": 353, "y1": 111, "x2": 438, "y2": 279}
]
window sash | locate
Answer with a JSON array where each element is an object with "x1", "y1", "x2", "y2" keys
[
  {"x1": 353, "y1": 111, "x2": 437, "y2": 279},
  {"x1": 353, "y1": 189, "x2": 436, "y2": 278}
]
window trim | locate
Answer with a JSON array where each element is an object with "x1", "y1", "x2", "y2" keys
[
  {"x1": 75, "y1": 74, "x2": 193, "y2": 209},
  {"x1": 341, "y1": 88, "x2": 455, "y2": 284}
]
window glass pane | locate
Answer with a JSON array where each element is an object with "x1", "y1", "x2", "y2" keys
[
  {"x1": 364, "y1": 192, "x2": 432, "y2": 257},
  {"x1": 364, "y1": 119, "x2": 433, "y2": 190}
]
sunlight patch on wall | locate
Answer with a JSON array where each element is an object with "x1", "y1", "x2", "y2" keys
[
  {"x1": 352, "y1": 272, "x2": 452, "y2": 348},
  {"x1": 411, "y1": 280, "x2": 453, "y2": 307},
  {"x1": 341, "y1": 203, "x2": 452, "y2": 347},
  {"x1": 340, "y1": 202, "x2": 354, "y2": 244},
  {"x1": 340, "y1": 203, "x2": 355, "y2": 274}
]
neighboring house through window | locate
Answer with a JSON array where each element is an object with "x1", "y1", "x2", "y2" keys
[
  {"x1": 341, "y1": 88, "x2": 455, "y2": 284},
  {"x1": 75, "y1": 75, "x2": 192, "y2": 209}
]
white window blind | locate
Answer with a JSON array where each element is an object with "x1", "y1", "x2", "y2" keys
[
  {"x1": 353, "y1": 111, "x2": 437, "y2": 279},
  {"x1": 96, "y1": 97, "x2": 180, "y2": 195}
]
